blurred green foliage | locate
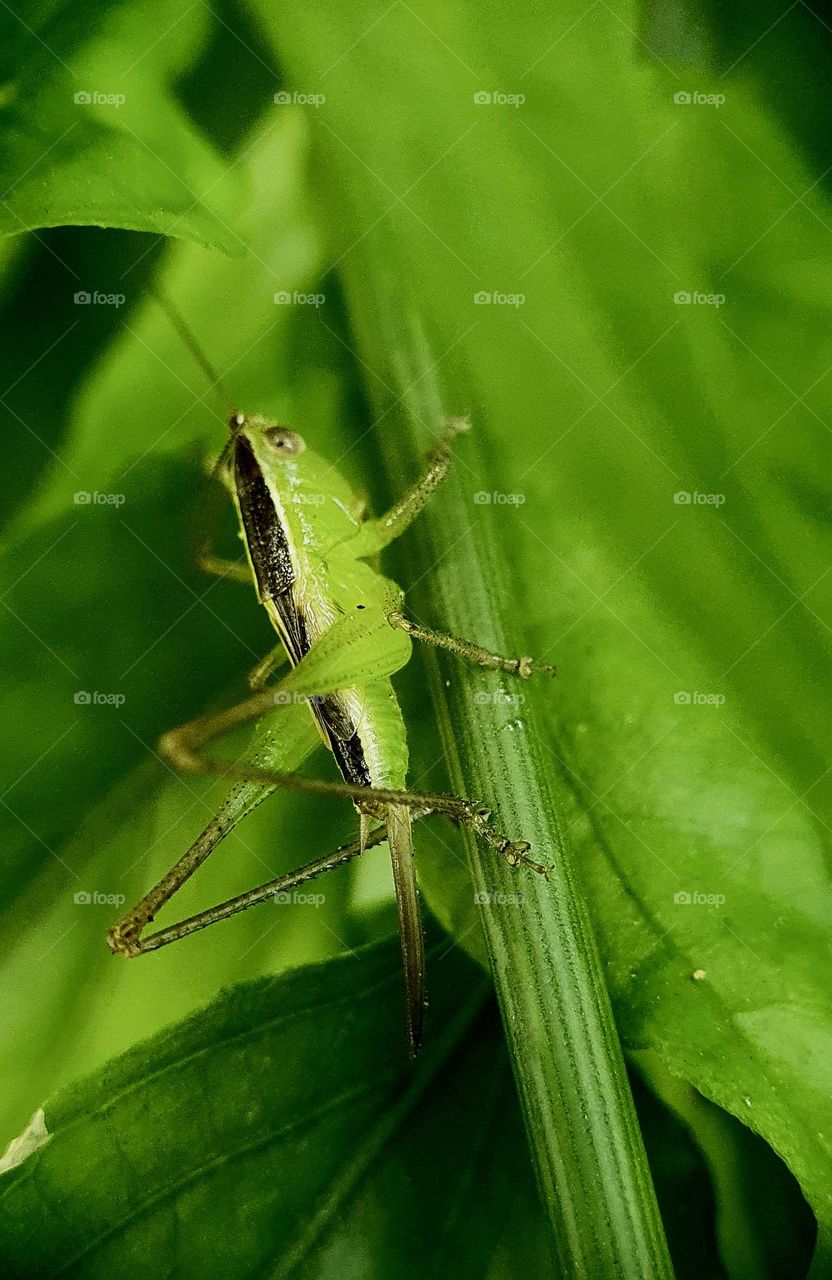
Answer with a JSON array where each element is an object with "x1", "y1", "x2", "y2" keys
[{"x1": 0, "y1": 0, "x2": 829, "y2": 1275}]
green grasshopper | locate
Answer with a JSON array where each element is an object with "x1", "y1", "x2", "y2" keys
[{"x1": 108, "y1": 295, "x2": 556, "y2": 1055}]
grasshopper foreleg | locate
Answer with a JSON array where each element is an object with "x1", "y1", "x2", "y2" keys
[{"x1": 345, "y1": 416, "x2": 471, "y2": 557}]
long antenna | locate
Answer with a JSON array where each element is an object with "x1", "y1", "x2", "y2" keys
[{"x1": 150, "y1": 285, "x2": 238, "y2": 419}]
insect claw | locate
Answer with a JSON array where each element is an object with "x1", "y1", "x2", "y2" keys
[
  {"x1": 513, "y1": 656, "x2": 558, "y2": 679},
  {"x1": 501, "y1": 840, "x2": 528, "y2": 868},
  {"x1": 495, "y1": 838, "x2": 548, "y2": 878},
  {"x1": 518, "y1": 848, "x2": 550, "y2": 878},
  {"x1": 107, "y1": 921, "x2": 143, "y2": 959}
]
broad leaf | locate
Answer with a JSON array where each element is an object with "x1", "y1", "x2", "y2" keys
[
  {"x1": 0, "y1": 930, "x2": 553, "y2": 1280},
  {"x1": 0, "y1": 0, "x2": 244, "y2": 251},
  {"x1": 254, "y1": 0, "x2": 832, "y2": 1255}
]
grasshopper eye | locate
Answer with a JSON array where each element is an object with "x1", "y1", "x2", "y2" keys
[{"x1": 263, "y1": 427, "x2": 306, "y2": 457}]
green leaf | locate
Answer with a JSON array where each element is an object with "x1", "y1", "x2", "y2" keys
[
  {"x1": 635, "y1": 1051, "x2": 816, "y2": 1279},
  {"x1": 0, "y1": 102, "x2": 399, "y2": 1143},
  {"x1": 0, "y1": 929, "x2": 553, "y2": 1280},
  {"x1": 0, "y1": 0, "x2": 245, "y2": 251},
  {"x1": 250, "y1": 0, "x2": 832, "y2": 1264},
  {"x1": 1, "y1": 0, "x2": 829, "y2": 1274}
]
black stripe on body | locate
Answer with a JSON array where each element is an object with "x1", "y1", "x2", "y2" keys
[
  {"x1": 234, "y1": 432, "x2": 373, "y2": 791},
  {"x1": 328, "y1": 728, "x2": 373, "y2": 788},
  {"x1": 234, "y1": 435, "x2": 295, "y2": 602}
]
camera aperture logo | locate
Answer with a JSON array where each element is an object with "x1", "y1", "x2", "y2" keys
[
  {"x1": 673, "y1": 490, "x2": 725, "y2": 507},
  {"x1": 74, "y1": 490, "x2": 126, "y2": 507},
  {"x1": 74, "y1": 890, "x2": 126, "y2": 906},
  {"x1": 74, "y1": 691, "x2": 126, "y2": 707},
  {"x1": 673, "y1": 690, "x2": 725, "y2": 707},
  {"x1": 474, "y1": 490, "x2": 525, "y2": 505},
  {"x1": 474, "y1": 290, "x2": 525, "y2": 307},
  {"x1": 273, "y1": 290, "x2": 325, "y2": 307},
  {"x1": 673, "y1": 91, "x2": 725, "y2": 108},
  {"x1": 273, "y1": 889, "x2": 325, "y2": 907},
  {"x1": 74, "y1": 291, "x2": 125, "y2": 307},
  {"x1": 271, "y1": 690, "x2": 308, "y2": 707},
  {"x1": 674, "y1": 290, "x2": 725, "y2": 308},
  {"x1": 273, "y1": 90, "x2": 325, "y2": 107},
  {"x1": 473, "y1": 690, "x2": 526, "y2": 707},
  {"x1": 73, "y1": 90, "x2": 125, "y2": 107},
  {"x1": 474, "y1": 91, "x2": 525, "y2": 108}
]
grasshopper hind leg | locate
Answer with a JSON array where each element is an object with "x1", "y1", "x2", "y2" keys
[
  {"x1": 108, "y1": 823, "x2": 390, "y2": 958},
  {"x1": 157, "y1": 679, "x2": 549, "y2": 879}
]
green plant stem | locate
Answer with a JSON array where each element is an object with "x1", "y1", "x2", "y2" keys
[{"x1": 362, "y1": 304, "x2": 674, "y2": 1279}]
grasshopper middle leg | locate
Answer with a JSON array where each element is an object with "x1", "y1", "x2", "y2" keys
[{"x1": 387, "y1": 610, "x2": 557, "y2": 679}]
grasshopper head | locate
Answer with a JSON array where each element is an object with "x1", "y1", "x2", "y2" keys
[
  {"x1": 231, "y1": 413, "x2": 359, "y2": 546},
  {"x1": 230, "y1": 413, "x2": 306, "y2": 458}
]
